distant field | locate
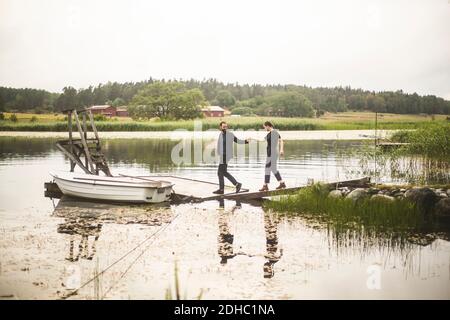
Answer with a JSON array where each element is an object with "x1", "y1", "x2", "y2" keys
[{"x1": 0, "y1": 111, "x2": 447, "y2": 131}]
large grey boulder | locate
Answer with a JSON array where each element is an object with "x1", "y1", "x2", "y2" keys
[
  {"x1": 404, "y1": 187, "x2": 440, "y2": 214},
  {"x1": 371, "y1": 194, "x2": 395, "y2": 203},
  {"x1": 393, "y1": 192, "x2": 404, "y2": 198},
  {"x1": 435, "y1": 198, "x2": 450, "y2": 219},
  {"x1": 328, "y1": 190, "x2": 343, "y2": 199},
  {"x1": 346, "y1": 188, "x2": 368, "y2": 202}
]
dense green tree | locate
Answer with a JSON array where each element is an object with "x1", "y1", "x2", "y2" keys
[
  {"x1": 111, "y1": 97, "x2": 126, "y2": 107},
  {"x1": 129, "y1": 82, "x2": 204, "y2": 120},
  {"x1": 77, "y1": 86, "x2": 94, "y2": 107},
  {"x1": 0, "y1": 87, "x2": 51, "y2": 111},
  {"x1": 55, "y1": 86, "x2": 78, "y2": 111},
  {"x1": 347, "y1": 94, "x2": 366, "y2": 110},
  {"x1": 0, "y1": 95, "x2": 4, "y2": 111},
  {"x1": 171, "y1": 88, "x2": 205, "y2": 119},
  {"x1": 92, "y1": 85, "x2": 107, "y2": 105},
  {"x1": 214, "y1": 90, "x2": 236, "y2": 107},
  {"x1": 366, "y1": 94, "x2": 386, "y2": 113},
  {"x1": 257, "y1": 92, "x2": 315, "y2": 117}
]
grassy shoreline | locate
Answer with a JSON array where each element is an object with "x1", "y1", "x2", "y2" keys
[
  {"x1": 0, "y1": 112, "x2": 447, "y2": 131},
  {"x1": 264, "y1": 184, "x2": 425, "y2": 232}
]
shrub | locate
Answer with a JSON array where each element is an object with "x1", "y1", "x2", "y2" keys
[
  {"x1": 30, "y1": 116, "x2": 38, "y2": 123},
  {"x1": 315, "y1": 109, "x2": 325, "y2": 117},
  {"x1": 231, "y1": 107, "x2": 255, "y2": 116},
  {"x1": 407, "y1": 122, "x2": 450, "y2": 158},
  {"x1": 93, "y1": 114, "x2": 107, "y2": 121},
  {"x1": 9, "y1": 114, "x2": 18, "y2": 122}
]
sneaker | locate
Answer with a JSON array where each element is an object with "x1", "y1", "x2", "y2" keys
[
  {"x1": 276, "y1": 182, "x2": 286, "y2": 190},
  {"x1": 213, "y1": 189, "x2": 224, "y2": 194},
  {"x1": 235, "y1": 183, "x2": 242, "y2": 193},
  {"x1": 259, "y1": 185, "x2": 269, "y2": 192}
]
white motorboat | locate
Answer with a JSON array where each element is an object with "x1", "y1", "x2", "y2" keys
[{"x1": 50, "y1": 171, "x2": 173, "y2": 203}]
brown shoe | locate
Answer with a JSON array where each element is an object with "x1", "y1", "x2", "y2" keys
[
  {"x1": 259, "y1": 185, "x2": 269, "y2": 192},
  {"x1": 276, "y1": 182, "x2": 286, "y2": 190}
]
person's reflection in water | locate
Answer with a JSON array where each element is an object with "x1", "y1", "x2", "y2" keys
[
  {"x1": 216, "y1": 201, "x2": 283, "y2": 278},
  {"x1": 217, "y1": 200, "x2": 242, "y2": 265},
  {"x1": 263, "y1": 212, "x2": 283, "y2": 278},
  {"x1": 57, "y1": 217, "x2": 102, "y2": 262}
]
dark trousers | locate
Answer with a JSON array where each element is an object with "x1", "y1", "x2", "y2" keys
[
  {"x1": 218, "y1": 163, "x2": 238, "y2": 190},
  {"x1": 265, "y1": 157, "x2": 282, "y2": 184}
]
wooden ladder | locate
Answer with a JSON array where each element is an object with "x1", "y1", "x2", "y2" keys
[{"x1": 56, "y1": 109, "x2": 112, "y2": 176}]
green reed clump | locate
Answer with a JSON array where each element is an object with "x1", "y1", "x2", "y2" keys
[
  {"x1": 391, "y1": 122, "x2": 450, "y2": 158},
  {"x1": 0, "y1": 121, "x2": 69, "y2": 131},
  {"x1": 265, "y1": 183, "x2": 425, "y2": 232},
  {"x1": 389, "y1": 130, "x2": 412, "y2": 143}
]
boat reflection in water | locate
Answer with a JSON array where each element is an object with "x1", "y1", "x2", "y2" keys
[{"x1": 52, "y1": 196, "x2": 173, "y2": 262}]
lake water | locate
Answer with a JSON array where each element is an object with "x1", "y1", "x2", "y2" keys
[{"x1": 0, "y1": 136, "x2": 449, "y2": 299}]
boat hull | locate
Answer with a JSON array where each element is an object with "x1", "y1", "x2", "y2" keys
[{"x1": 51, "y1": 172, "x2": 173, "y2": 203}]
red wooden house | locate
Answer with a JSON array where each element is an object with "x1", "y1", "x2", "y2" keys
[{"x1": 89, "y1": 105, "x2": 117, "y2": 117}]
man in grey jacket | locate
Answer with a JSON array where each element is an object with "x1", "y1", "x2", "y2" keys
[{"x1": 213, "y1": 121, "x2": 249, "y2": 194}]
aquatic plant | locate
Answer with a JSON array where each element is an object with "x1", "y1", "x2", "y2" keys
[
  {"x1": 264, "y1": 183, "x2": 426, "y2": 233},
  {"x1": 391, "y1": 122, "x2": 450, "y2": 158},
  {"x1": 336, "y1": 128, "x2": 450, "y2": 185},
  {"x1": 165, "y1": 261, "x2": 203, "y2": 300},
  {"x1": 264, "y1": 183, "x2": 450, "y2": 257}
]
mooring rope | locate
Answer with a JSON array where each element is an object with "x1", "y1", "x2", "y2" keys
[
  {"x1": 100, "y1": 211, "x2": 182, "y2": 299},
  {"x1": 60, "y1": 209, "x2": 182, "y2": 300},
  {"x1": 100, "y1": 234, "x2": 160, "y2": 299}
]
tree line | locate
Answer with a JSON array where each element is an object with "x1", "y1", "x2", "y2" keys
[{"x1": 1, "y1": 78, "x2": 449, "y2": 119}]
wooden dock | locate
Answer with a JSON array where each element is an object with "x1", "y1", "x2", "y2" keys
[
  {"x1": 45, "y1": 176, "x2": 370, "y2": 204},
  {"x1": 376, "y1": 142, "x2": 410, "y2": 149}
]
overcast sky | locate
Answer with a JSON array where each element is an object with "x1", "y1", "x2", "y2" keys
[{"x1": 1, "y1": 0, "x2": 449, "y2": 98}]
